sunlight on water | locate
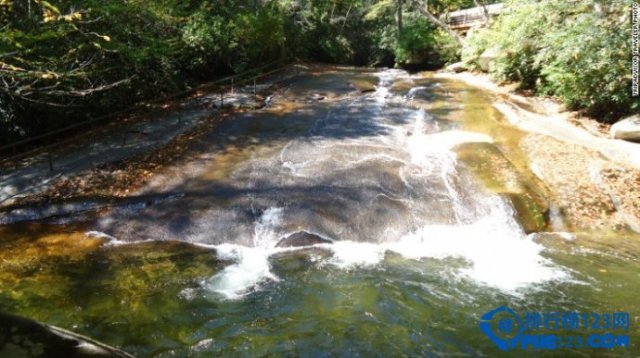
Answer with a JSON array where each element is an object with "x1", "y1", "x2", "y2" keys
[
  {"x1": 198, "y1": 69, "x2": 571, "y2": 299},
  {"x1": 4, "y1": 67, "x2": 640, "y2": 356}
]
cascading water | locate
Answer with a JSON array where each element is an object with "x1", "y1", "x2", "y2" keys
[
  {"x1": 7, "y1": 66, "x2": 639, "y2": 357},
  {"x1": 186, "y1": 69, "x2": 568, "y2": 299}
]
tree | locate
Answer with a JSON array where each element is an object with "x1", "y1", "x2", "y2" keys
[{"x1": 410, "y1": 0, "x2": 465, "y2": 44}]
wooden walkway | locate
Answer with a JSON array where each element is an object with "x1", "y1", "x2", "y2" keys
[{"x1": 443, "y1": 3, "x2": 504, "y2": 32}]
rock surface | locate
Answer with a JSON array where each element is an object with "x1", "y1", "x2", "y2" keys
[
  {"x1": 0, "y1": 312, "x2": 134, "y2": 357},
  {"x1": 445, "y1": 62, "x2": 467, "y2": 73},
  {"x1": 610, "y1": 115, "x2": 640, "y2": 142},
  {"x1": 276, "y1": 231, "x2": 333, "y2": 248},
  {"x1": 455, "y1": 142, "x2": 549, "y2": 233},
  {"x1": 477, "y1": 47, "x2": 500, "y2": 72},
  {"x1": 348, "y1": 79, "x2": 377, "y2": 93}
]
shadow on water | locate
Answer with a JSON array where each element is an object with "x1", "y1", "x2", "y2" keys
[
  {"x1": 1, "y1": 70, "x2": 482, "y2": 241},
  {"x1": 0, "y1": 71, "x2": 548, "y2": 249},
  {"x1": 2, "y1": 68, "x2": 640, "y2": 357}
]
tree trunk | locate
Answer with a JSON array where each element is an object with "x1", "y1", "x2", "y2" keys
[
  {"x1": 412, "y1": 0, "x2": 466, "y2": 45},
  {"x1": 474, "y1": 0, "x2": 489, "y2": 21},
  {"x1": 396, "y1": 0, "x2": 403, "y2": 37}
]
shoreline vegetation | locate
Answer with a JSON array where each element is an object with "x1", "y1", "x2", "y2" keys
[
  {"x1": 1, "y1": 0, "x2": 639, "y2": 233},
  {"x1": 3, "y1": 0, "x2": 636, "y2": 148},
  {"x1": 2, "y1": 1, "x2": 640, "y2": 356}
]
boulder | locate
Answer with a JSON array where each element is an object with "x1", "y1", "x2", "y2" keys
[
  {"x1": 0, "y1": 312, "x2": 134, "y2": 357},
  {"x1": 275, "y1": 231, "x2": 333, "y2": 248},
  {"x1": 445, "y1": 61, "x2": 467, "y2": 73},
  {"x1": 307, "y1": 93, "x2": 326, "y2": 101},
  {"x1": 610, "y1": 115, "x2": 640, "y2": 142},
  {"x1": 477, "y1": 47, "x2": 500, "y2": 73},
  {"x1": 349, "y1": 79, "x2": 377, "y2": 93}
]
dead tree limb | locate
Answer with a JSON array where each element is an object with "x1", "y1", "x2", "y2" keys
[{"x1": 411, "y1": 0, "x2": 466, "y2": 45}]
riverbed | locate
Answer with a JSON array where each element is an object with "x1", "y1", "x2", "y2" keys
[{"x1": 1, "y1": 66, "x2": 639, "y2": 356}]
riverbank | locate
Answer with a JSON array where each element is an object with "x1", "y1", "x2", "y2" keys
[
  {"x1": 3, "y1": 64, "x2": 639, "y2": 234},
  {"x1": 0, "y1": 67, "x2": 297, "y2": 212},
  {"x1": 436, "y1": 70, "x2": 640, "y2": 233},
  {"x1": 2, "y1": 65, "x2": 640, "y2": 357}
]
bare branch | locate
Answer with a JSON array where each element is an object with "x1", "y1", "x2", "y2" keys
[{"x1": 43, "y1": 76, "x2": 134, "y2": 97}]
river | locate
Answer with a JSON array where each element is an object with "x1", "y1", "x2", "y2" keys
[{"x1": 0, "y1": 66, "x2": 638, "y2": 356}]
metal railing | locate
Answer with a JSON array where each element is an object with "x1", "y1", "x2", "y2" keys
[{"x1": 0, "y1": 57, "x2": 297, "y2": 169}]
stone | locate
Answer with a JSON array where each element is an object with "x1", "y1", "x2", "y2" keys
[
  {"x1": 445, "y1": 61, "x2": 467, "y2": 73},
  {"x1": 0, "y1": 312, "x2": 134, "y2": 357},
  {"x1": 477, "y1": 47, "x2": 500, "y2": 73},
  {"x1": 349, "y1": 80, "x2": 377, "y2": 93},
  {"x1": 308, "y1": 93, "x2": 326, "y2": 101},
  {"x1": 610, "y1": 114, "x2": 640, "y2": 142},
  {"x1": 455, "y1": 142, "x2": 550, "y2": 233},
  {"x1": 275, "y1": 231, "x2": 333, "y2": 248}
]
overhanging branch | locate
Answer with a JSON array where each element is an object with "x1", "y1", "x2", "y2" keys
[{"x1": 411, "y1": 0, "x2": 466, "y2": 45}]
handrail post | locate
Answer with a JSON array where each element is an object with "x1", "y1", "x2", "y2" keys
[{"x1": 253, "y1": 79, "x2": 257, "y2": 101}]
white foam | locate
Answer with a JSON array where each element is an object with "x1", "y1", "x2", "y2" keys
[
  {"x1": 85, "y1": 231, "x2": 127, "y2": 246},
  {"x1": 386, "y1": 218, "x2": 567, "y2": 291},
  {"x1": 313, "y1": 209, "x2": 567, "y2": 292},
  {"x1": 204, "y1": 244, "x2": 276, "y2": 299},
  {"x1": 406, "y1": 86, "x2": 428, "y2": 99},
  {"x1": 326, "y1": 241, "x2": 386, "y2": 268},
  {"x1": 196, "y1": 69, "x2": 569, "y2": 299},
  {"x1": 204, "y1": 213, "x2": 567, "y2": 298},
  {"x1": 205, "y1": 207, "x2": 284, "y2": 299}
]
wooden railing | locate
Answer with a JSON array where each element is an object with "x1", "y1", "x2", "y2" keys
[{"x1": 443, "y1": 3, "x2": 504, "y2": 30}]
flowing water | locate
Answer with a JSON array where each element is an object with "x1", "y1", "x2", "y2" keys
[{"x1": 1, "y1": 67, "x2": 639, "y2": 356}]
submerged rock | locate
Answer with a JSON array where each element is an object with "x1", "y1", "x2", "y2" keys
[
  {"x1": 610, "y1": 115, "x2": 640, "y2": 142},
  {"x1": 0, "y1": 312, "x2": 134, "y2": 357},
  {"x1": 455, "y1": 142, "x2": 550, "y2": 233},
  {"x1": 275, "y1": 231, "x2": 333, "y2": 248},
  {"x1": 307, "y1": 93, "x2": 326, "y2": 101},
  {"x1": 348, "y1": 79, "x2": 377, "y2": 93}
]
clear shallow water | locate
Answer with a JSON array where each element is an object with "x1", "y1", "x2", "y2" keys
[{"x1": 1, "y1": 67, "x2": 639, "y2": 356}]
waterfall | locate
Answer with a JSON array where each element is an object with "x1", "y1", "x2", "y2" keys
[{"x1": 194, "y1": 69, "x2": 568, "y2": 299}]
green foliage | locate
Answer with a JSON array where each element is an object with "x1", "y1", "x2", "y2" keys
[
  {"x1": 394, "y1": 16, "x2": 435, "y2": 64},
  {"x1": 535, "y1": 8, "x2": 634, "y2": 119},
  {"x1": 465, "y1": 0, "x2": 638, "y2": 120},
  {"x1": 392, "y1": 15, "x2": 460, "y2": 67},
  {"x1": 432, "y1": 28, "x2": 461, "y2": 66},
  {"x1": 461, "y1": 27, "x2": 494, "y2": 65},
  {"x1": 0, "y1": 0, "x2": 478, "y2": 144},
  {"x1": 284, "y1": 0, "x2": 377, "y2": 65},
  {"x1": 0, "y1": 0, "x2": 288, "y2": 143}
]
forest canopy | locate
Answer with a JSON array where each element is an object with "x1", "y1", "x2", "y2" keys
[
  {"x1": 1, "y1": 0, "x2": 635, "y2": 144},
  {"x1": 464, "y1": 0, "x2": 638, "y2": 121},
  {"x1": 0, "y1": 0, "x2": 478, "y2": 143}
]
